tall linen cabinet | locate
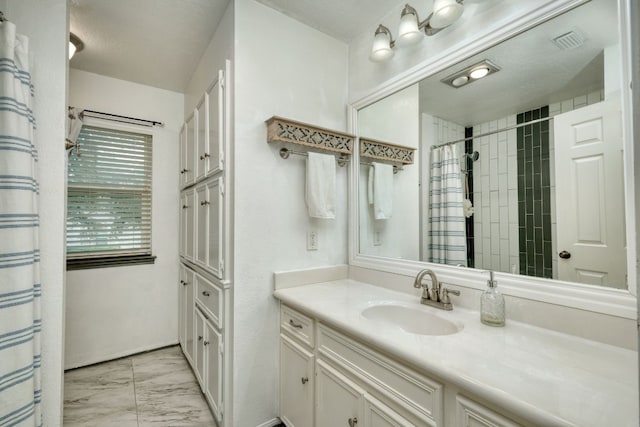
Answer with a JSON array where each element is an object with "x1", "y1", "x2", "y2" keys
[{"x1": 179, "y1": 60, "x2": 232, "y2": 427}]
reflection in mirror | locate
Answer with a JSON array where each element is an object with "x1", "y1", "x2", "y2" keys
[{"x1": 358, "y1": 0, "x2": 627, "y2": 290}]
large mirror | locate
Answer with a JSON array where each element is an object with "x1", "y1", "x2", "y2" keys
[{"x1": 357, "y1": 0, "x2": 629, "y2": 290}]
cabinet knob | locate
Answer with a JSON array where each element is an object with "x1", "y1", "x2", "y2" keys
[
  {"x1": 200, "y1": 200, "x2": 210, "y2": 206},
  {"x1": 182, "y1": 204, "x2": 188, "y2": 209},
  {"x1": 198, "y1": 335, "x2": 203, "y2": 341},
  {"x1": 301, "y1": 377, "x2": 309, "y2": 385},
  {"x1": 348, "y1": 417, "x2": 358, "y2": 427},
  {"x1": 203, "y1": 340, "x2": 210, "y2": 346},
  {"x1": 200, "y1": 153, "x2": 210, "y2": 160},
  {"x1": 202, "y1": 291, "x2": 210, "y2": 297},
  {"x1": 288, "y1": 319, "x2": 303, "y2": 329}
]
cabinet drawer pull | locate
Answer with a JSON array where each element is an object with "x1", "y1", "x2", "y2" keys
[
  {"x1": 288, "y1": 319, "x2": 303, "y2": 329},
  {"x1": 180, "y1": 280, "x2": 187, "y2": 286},
  {"x1": 202, "y1": 291, "x2": 210, "y2": 297},
  {"x1": 200, "y1": 200, "x2": 210, "y2": 206},
  {"x1": 301, "y1": 376, "x2": 309, "y2": 385},
  {"x1": 198, "y1": 335, "x2": 203, "y2": 341},
  {"x1": 200, "y1": 153, "x2": 210, "y2": 160},
  {"x1": 348, "y1": 417, "x2": 358, "y2": 427},
  {"x1": 203, "y1": 340, "x2": 210, "y2": 346}
]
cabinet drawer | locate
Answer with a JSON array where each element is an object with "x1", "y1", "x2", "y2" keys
[
  {"x1": 195, "y1": 273, "x2": 223, "y2": 329},
  {"x1": 281, "y1": 305, "x2": 315, "y2": 348},
  {"x1": 318, "y1": 324, "x2": 443, "y2": 426},
  {"x1": 456, "y1": 395, "x2": 522, "y2": 427}
]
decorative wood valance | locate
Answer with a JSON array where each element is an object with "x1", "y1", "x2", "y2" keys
[
  {"x1": 360, "y1": 137, "x2": 415, "y2": 165},
  {"x1": 266, "y1": 116, "x2": 354, "y2": 155}
]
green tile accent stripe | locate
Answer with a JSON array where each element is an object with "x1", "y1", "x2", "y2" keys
[{"x1": 517, "y1": 107, "x2": 552, "y2": 278}]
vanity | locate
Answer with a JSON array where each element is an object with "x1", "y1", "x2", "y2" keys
[{"x1": 274, "y1": 277, "x2": 637, "y2": 427}]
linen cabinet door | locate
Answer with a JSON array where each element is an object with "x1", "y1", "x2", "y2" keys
[
  {"x1": 178, "y1": 265, "x2": 186, "y2": 350},
  {"x1": 179, "y1": 192, "x2": 187, "y2": 257},
  {"x1": 185, "y1": 113, "x2": 195, "y2": 186},
  {"x1": 204, "y1": 321, "x2": 223, "y2": 422},
  {"x1": 316, "y1": 360, "x2": 363, "y2": 427},
  {"x1": 194, "y1": 183, "x2": 208, "y2": 267},
  {"x1": 194, "y1": 308, "x2": 205, "y2": 388},
  {"x1": 205, "y1": 177, "x2": 224, "y2": 278},
  {"x1": 179, "y1": 124, "x2": 187, "y2": 187},
  {"x1": 363, "y1": 395, "x2": 417, "y2": 427},
  {"x1": 195, "y1": 96, "x2": 208, "y2": 181},
  {"x1": 184, "y1": 189, "x2": 195, "y2": 262},
  {"x1": 205, "y1": 69, "x2": 224, "y2": 176},
  {"x1": 280, "y1": 335, "x2": 314, "y2": 427},
  {"x1": 184, "y1": 268, "x2": 195, "y2": 366}
]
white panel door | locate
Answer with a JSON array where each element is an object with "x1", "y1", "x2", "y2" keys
[
  {"x1": 178, "y1": 124, "x2": 187, "y2": 187},
  {"x1": 184, "y1": 267, "x2": 195, "y2": 366},
  {"x1": 179, "y1": 192, "x2": 186, "y2": 258},
  {"x1": 206, "y1": 177, "x2": 224, "y2": 278},
  {"x1": 206, "y1": 69, "x2": 224, "y2": 176},
  {"x1": 194, "y1": 308, "x2": 205, "y2": 388},
  {"x1": 364, "y1": 394, "x2": 417, "y2": 427},
  {"x1": 195, "y1": 183, "x2": 208, "y2": 266},
  {"x1": 184, "y1": 189, "x2": 195, "y2": 262},
  {"x1": 185, "y1": 114, "x2": 196, "y2": 186},
  {"x1": 205, "y1": 321, "x2": 223, "y2": 423},
  {"x1": 178, "y1": 265, "x2": 186, "y2": 351},
  {"x1": 196, "y1": 96, "x2": 208, "y2": 181},
  {"x1": 554, "y1": 101, "x2": 626, "y2": 287},
  {"x1": 316, "y1": 360, "x2": 363, "y2": 427},
  {"x1": 280, "y1": 335, "x2": 314, "y2": 427}
]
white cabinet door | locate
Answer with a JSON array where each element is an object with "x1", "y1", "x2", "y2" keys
[
  {"x1": 179, "y1": 124, "x2": 187, "y2": 187},
  {"x1": 194, "y1": 177, "x2": 224, "y2": 278},
  {"x1": 178, "y1": 265, "x2": 186, "y2": 351},
  {"x1": 280, "y1": 335, "x2": 314, "y2": 427},
  {"x1": 205, "y1": 321, "x2": 223, "y2": 422},
  {"x1": 316, "y1": 360, "x2": 363, "y2": 427},
  {"x1": 194, "y1": 307, "x2": 205, "y2": 388},
  {"x1": 364, "y1": 395, "x2": 417, "y2": 427},
  {"x1": 184, "y1": 189, "x2": 195, "y2": 262},
  {"x1": 184, "y1": 267, "x2": 195, "y2": 366},
  {"x1": 196, "y1": 96, "x2": 208, "y2": 181},
  {"x1": 184, "y1": 114, "x2": 196, "y2": 186},
  {"x1": 195, "y1": 184, "x2": 208, "y2": 266},
  {"x1": 179, "y1": 192, "x2": 186, "y2": 258},
  {"x1": 456, "y1": 395, "x2": 521, "y2": 427},
  {"x1": 205, "y1": 69, "x2": 224, "y2": 176}
]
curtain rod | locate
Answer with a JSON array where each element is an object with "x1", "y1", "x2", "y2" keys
[
  {"x1": 80, "y1": 109, "x2": 164, "y2": 128},
  {"x1": 431, "y1": 116, "x2": 553, "y2": 149}
]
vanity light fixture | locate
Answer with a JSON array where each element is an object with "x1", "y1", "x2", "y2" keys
[
  {"x1": 69, "y1": 33, "x2": 84, "y2": 60},
  {"x1": 370, "y1": 0, "x2": 464, "y2": 61},
  {"x1": 441, "y1": 60, "x2": 500, "y2": 88}
]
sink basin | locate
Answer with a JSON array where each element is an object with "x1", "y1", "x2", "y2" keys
[{"x1": 361, "y1": 304, "x2": 462, "y2": 336}]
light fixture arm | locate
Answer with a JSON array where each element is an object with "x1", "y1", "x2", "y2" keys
[
  {"x1": 375, "y1": 24, "x2": 396, "y2": 48},
  {"x1": 402, "y1": 0, "x2": 464, "y2": 37}
]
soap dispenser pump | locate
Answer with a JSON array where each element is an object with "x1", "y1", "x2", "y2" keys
[{"x1": 480, "y1": 271, "x2": 505, "y2": 326}]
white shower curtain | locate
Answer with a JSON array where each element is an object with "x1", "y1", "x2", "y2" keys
[
  {"x1": 0, "y1": 21, "x2": 42, "y2": 426},
  {"x1": 428, "y1": 144, "x2": 467, "y2": 266}
]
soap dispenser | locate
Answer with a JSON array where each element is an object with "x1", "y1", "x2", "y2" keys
[{"x1": 480, "y1": 271, "x2": 505, "y2": 326}]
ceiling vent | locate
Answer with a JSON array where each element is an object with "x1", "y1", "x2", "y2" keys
[{"x1": 552, "y1": 31, "x2": 585, "y2": 50}]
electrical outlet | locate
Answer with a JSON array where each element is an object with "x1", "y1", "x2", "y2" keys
[{"x1": 307, "y1": 231, "x2": 318, "y2": 250}]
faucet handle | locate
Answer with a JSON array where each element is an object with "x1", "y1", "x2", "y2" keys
[{"x1": 439, "y1": 287, "x2": 460, "y2": 304}]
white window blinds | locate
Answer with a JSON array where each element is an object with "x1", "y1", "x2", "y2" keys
[{"x1": 67, "y1": 125, "x2": 152, "y2": 258}]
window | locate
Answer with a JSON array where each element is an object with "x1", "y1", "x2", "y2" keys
[{"x1": 66, "y1": 124, "x2": 155, "y2": 269}]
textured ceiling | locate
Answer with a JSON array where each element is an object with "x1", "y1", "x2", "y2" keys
[{"x1": 69, "y1": 0, "x2": 230, "y2": 92}]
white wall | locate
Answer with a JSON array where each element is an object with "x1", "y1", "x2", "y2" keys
[
  {"x1": 358, "y1": 84, "x2": 420, "y2": 260},
  {"x1": 4, "y1": 0, "x2": 68, "y2": 424},
  {"x1": 65, "y1": 70, "x2": 184, "y2": 368},
  {"x1": 233, "y1": 1, "x2": 349, "y2": 425}
]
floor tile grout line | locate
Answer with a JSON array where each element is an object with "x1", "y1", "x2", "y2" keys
[{"x1": 131, "y1": 358, "x2": 140, "y2": 427}]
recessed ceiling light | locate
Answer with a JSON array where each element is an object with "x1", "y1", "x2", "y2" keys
[
  {"x1": 469, "y1": 67, "x2": 490, "y2": 79},
  {"x1": 452, "y1": 75, "x2": 469, "y2": 87}
]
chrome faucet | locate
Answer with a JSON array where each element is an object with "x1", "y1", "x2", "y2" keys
[{"x1": 413, "y1": 269, "x2": 460, "y2": 310}]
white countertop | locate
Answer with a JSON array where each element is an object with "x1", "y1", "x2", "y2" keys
[{"x1": 273, "y1": 279, "x2": 638, "y2": 427}]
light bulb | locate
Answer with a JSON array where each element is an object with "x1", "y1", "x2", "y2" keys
[
  {"x1": 370, "y1": 26, "x2": 394, "y2": 62},
  {"x1": 397, "y1": 10, "x2": 422, "y2": 46},
  {"x1": 469, "y1": 67, "x2": 490, "y2": 79},
  {"x1": 452, "y1": 75, "x2": 469, "y2": 87},
  {"x1": 430, "y1": 0, "x2": 464, "y2": 29}
]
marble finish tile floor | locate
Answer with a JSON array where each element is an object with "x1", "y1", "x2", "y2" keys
[{"x1": 64, "y1": 346, "x2": 216, "y2": 426}]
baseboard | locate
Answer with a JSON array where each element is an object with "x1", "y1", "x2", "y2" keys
[
  {"x1": 255, "y1": 417, "x2": 282, "y2": 427},
  {"x1": 64, "y1": 340, "x2": 179, "y2": 371}
]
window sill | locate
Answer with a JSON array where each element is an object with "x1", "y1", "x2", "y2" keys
[{"x1": 66, "y1": 254, "x2": 156, "y2": 271}]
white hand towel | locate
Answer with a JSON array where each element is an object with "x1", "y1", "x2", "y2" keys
[
  {"x1": 373, "y1": 162, "x2": 393, "y2": 219},
  {"x1": 367, "y1": 166, "x2": 374, "y2": 205},
  {"x1": 306, "y1": 152, "x2": 336, "y2": 219}
]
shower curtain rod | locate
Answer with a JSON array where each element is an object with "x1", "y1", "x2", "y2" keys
[
  {"x1": 80, "y1": 109, "x2": 164, "y2": 127},
  {"x1": 431, "y1": 116, "x2": 553, "y2": 149}
]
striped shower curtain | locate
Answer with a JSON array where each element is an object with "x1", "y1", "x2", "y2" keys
[
  {"x1": 0, "y1": 21, "x2": 42, "y2": 426},
  {"x1": 428, "y1": 145, "x2": 467, "y2": 266}
]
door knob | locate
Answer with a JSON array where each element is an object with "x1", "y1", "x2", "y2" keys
[{"x1": 559, "y1": 250, "x2": 571, "y2": 259}]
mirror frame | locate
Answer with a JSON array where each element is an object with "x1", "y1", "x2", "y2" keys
[{"x1": 347, "y1": 0, "x2": 637, "y2": 319}]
